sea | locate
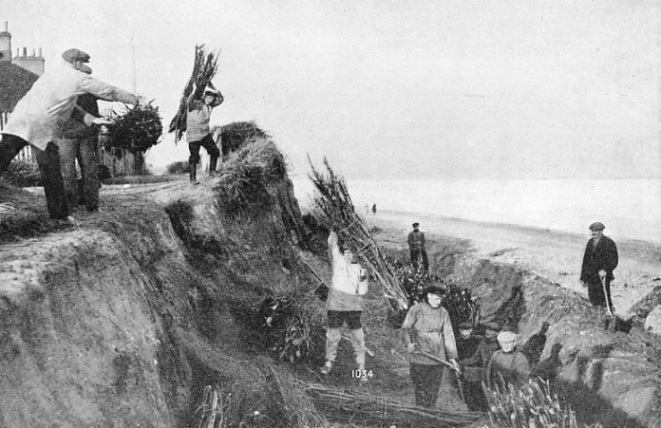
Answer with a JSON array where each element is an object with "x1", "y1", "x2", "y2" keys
[{"x1": 290, "y1": 177, "x2": 661, "y2": 244}]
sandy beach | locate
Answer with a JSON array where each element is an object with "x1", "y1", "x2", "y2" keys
[{"x1": 365, "y1": 209, "x2": 661, "y2": 317}]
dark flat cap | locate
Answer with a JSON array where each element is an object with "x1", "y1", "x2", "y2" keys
[
  {"x1": 425, "y1": 285, "x2": 446, "y2": 296},
  {"x1": 412, "y1": 222, "x2": 420, "y2": 227},
  {"x1": 589, "y1": 222, "x2": 605, "y2": 231},
  {"x1": 62, "y1": 48, "x2": 90, "y2": 64}
]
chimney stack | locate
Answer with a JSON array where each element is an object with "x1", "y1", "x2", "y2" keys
[{"x1": 22, "y1": 47, "x2": 26, "y2": 56}]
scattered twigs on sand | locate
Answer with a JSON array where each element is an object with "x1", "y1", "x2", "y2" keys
[
  {"x1": 168, "y1": 44, "x2": 220, "y2": 142},
  {"x1": 303, "y1": 382, "x2": 482, "y2": 427},
  {"x1": 308, "y1": 156, "x2": 409, "y2": 310}
]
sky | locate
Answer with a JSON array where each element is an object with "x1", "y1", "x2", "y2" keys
[{"x1": 1, "y1": 0, "x2": 660, "y2": 180}]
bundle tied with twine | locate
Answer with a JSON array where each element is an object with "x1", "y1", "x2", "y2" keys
[
  {"x1": 168, "y1": 44, "x2": 219, "y2": 143},
  {"x1": 105, "y1": 103, "x2": 163, "y2": 153},
  {"x1": 304, "y1": 382, "x2": 482, "y2": 427},
  {"x1": 308, "y1": 156, "x2": 409, "y2": 310}
]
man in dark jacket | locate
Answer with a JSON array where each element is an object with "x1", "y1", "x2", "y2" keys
[
  {"x1": 55, "y1": 77, "x2": 102, "y2": 212},
  {"x1": 408, "y1": 222, "x2": 429, "y2": 273},
  {"x1": 580, "y1": 222, "x2": 618, "y2": 310}
]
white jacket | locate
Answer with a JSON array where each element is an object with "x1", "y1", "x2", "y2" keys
[
  {"x1": 327, "y1": 231, "x2": 368, "y2": 311},
  {"x1": 4, "y1": 60, "x2": 138, "y2": 150}
]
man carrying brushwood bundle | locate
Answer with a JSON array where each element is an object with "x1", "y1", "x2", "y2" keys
[
  {"x1": 320, "y1": 230, "x2": 369, "y2": 381},
  {"x1": 408, "y1": 222, "x2": 429, "y2": 274},
  {"x1": 401, "y1": 285, "x2": 461, "y2": 408},
  {"x1": 0, "y1": 48, "x2": 147, "y2": 221},
  {"x1": 186, "y1": 82, "x2": 223, "y2": 184}
]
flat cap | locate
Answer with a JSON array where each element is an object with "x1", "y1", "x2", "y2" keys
[
  {"x1": 412, "y1": 222, "x2": 420, "y2": 227},
  {"x1": 426, "y1": 285, "x2": 446, "y2": 296},
  {"x1": 589, "y1": 222, "x2": 605, "y2": 231},
  {"x1": 497, "y1": 331, "x2": 518, "y2": 343},
  {"x1": 62, "y1": 48, "x2": 90, "y2": 64}
]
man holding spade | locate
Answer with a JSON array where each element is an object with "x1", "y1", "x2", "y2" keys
[{"x1": 580, "y1": 222, "x2": 619, "y2": 311}]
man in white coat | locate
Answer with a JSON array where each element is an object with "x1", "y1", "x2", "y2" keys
[{"x1": 0, "y1": 48, "x2": 145, "y2": 220}]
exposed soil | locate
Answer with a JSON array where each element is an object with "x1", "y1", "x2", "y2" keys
[{"x1": 1, "y1": 158, "x2": 660, "y2": 428}]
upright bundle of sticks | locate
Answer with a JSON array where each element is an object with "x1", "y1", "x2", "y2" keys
[
  {"x1": 168, "y1": 44, "x2": 220, "y2": 143},
  {"x1": 308, "y1": 157, "x2": 409, "y2": 310}
]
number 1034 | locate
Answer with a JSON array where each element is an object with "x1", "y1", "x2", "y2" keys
[{"x1": 351, "y1": 369, "x2": 374, "y2": 379}]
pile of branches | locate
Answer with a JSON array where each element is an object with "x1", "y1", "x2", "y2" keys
[
  {"x1": 308, "y1": 157, "x2": 409, "y2": 310},
  {"x1": 105, "y1": 103, "x2": 163, "y2": 152},
  {"x1": 267, "y1": 364, "x2": 327, "y2": 428},
  {"x1": 485, "y1": 378, "x2": 600, "y2": 428},
  {"x1": 215, "y1": 121, "x2": 270, "y2": 157},
  {"x1": 386, "y1": 255, "x2": 479, "y2": 330},
  {"x1": 168, "y1": 44, "x2": 220, "y2": 142},
  {"x1": 254, "y1": 288, "x2": 325, "y2": 363},
  {"x1": 304, "y1": 383, "x2": 482, "y2": 427},
  {"x1": 214, "y1": 138, "x2": 287, "y2": 217}
]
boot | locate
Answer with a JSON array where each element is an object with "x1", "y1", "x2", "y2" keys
[
  {"x1": 189, "y1": 163, "x2": 199, "y2": 184},
  {"x1": 209, "y1": 154, "x2": 218, "y2": 176}
]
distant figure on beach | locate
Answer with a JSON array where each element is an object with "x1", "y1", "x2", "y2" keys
[
  {"x1": 364, "y1": 204, "x2": 369, "y2": 215},
  {"x1": 371, "y1": 203, "x2": 377, "y2": 215},
  {"x1": 486, "y1": 331, "x2": 530, "y2": 390},
  {"x1": 580, "y1": 222, "x2": 618, "y2": 310},
  {"x1": 408, "y1": 222, "x2": 429, "y2": 273},
  {"x1": 401, "y1": 285, "x2": 460, "y2": 408},
  {"x1": 321, "y1": 230, "x2": 369, "y2": 381}
]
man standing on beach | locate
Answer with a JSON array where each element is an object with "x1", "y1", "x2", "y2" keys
[
  {"x1": 580, "y1": 222, "x2": 619, "y2": 310},
  {"x1": 408, "y1": 222, "x2": 429, "y2": 273},
  {"x1": 321, "y1": 230, "x2": 369, "y2": 381}
]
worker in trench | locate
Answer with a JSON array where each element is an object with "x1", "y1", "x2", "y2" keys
[
  {"x1": 320, "y1": 230, "x2": 370, "y2": 381},
  {"x1": 401, "y1": 285, "x2": 461, "y2": 407}
]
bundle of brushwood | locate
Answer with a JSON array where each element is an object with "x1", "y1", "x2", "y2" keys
[
  {"x1": 168, "y1": 44, "x2": 219, "y2": 142},
  {"x1": 214, "y1": 121, "x2": 270, "y2": 158},
  {"x1": 214, "y1": 138, "x2": 287, "y2": 217},
  {"x1": 255, "y1": 287, "x2": 326, "y2": 363},
  {"x1": 304, "y1": 383, "x2": 482, "y2": 427},
  {"x1": 308, "y1": 157, "x2": 409, "y2": 310},
  {"x1": 105, "y1": 103, "x2": 163, "y2": 152},
  {"x1": 386, "y1": 256, "x2": 480, "y2": 330},
  {"x1": 486, "y1": 378, "x2": 586, "y2": 428}
]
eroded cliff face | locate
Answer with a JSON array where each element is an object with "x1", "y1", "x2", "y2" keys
[
  {"x1": 0, "y1": 138, "x2": 311, "y2": 427},
  {"x1": 378, "y1": 238, "x2": 661, "y2": 428},
  {"x1": 0, "y1": 210, "x2": 193, "y2": 427}
]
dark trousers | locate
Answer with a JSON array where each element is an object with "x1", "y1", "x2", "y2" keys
[
  {"x1": 0, "y1": 134, "x2": 69, "y2": 220},
  {"x1": 410, "y1": 248, "x2": 429, "y2": 272},
  {"x1": 56, "y1": 136, "x2": 99, "y2": 211},
  {"x1": 410, "y1": 363, "x2": 443, "y2": 408},
  {"x1": 188, "y1": 134, "x2": 220, "y2": 166},
  {"x1": 587, "y1": 278, "x2": 613, "y2": 308}
]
